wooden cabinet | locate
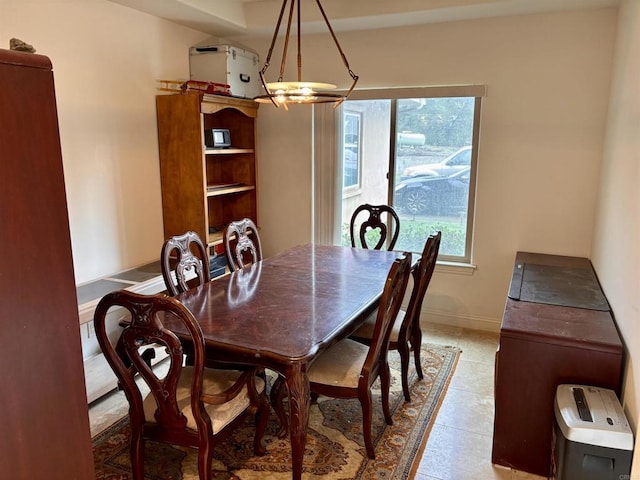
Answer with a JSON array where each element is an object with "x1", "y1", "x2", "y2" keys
[
  {"x1": 0, "y1": 49, "x2": 95, "y2": 478},
  {"x1": 491, "y1": 252, "x2": 623, "y2": 477},
  {"x1": 156, "y1": 93, "x2": 258, "y2": 250}
]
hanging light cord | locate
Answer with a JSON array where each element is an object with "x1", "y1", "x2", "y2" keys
[
  {"x1": 314, "y1": 0, "x2": 359, "y2": 97},
  {"x1": 258, "y1": 0, "x2": 359, "y2": 107}
]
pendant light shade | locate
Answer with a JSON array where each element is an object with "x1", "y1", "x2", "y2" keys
[{"x1": 254, "y1": 0, "x2": 358, "y2": 108}]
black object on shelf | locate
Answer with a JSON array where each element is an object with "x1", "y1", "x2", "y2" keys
[{"x1": 210, "y1": 254, "x2": 227, "y2": 278}]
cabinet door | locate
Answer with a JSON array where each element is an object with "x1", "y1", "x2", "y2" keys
[{"x1": 0, "y1": 49, "x2": 95, "y2": 479}]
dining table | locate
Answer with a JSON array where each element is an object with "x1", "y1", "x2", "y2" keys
[{"x1": 167, "y1": 243, "x2": 408, "y2": 479}]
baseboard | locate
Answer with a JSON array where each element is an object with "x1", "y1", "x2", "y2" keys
[{"x1": 420, "y1": 309, "x2": 502, "y2": 333}]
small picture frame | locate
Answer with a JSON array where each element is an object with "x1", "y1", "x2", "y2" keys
[{"x1": 205, "y1": 128, "x2": 231, "y2": 148}]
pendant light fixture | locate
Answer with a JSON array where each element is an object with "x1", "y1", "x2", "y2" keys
[{"x1": 254, "y1": 0, "x2": 358, "y2": 108}]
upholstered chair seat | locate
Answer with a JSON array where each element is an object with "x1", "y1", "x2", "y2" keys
[
  {"x1": 307, "y1": 339, "x2": 370, "y2": 388},
  {"x1": 143, "y1": 369, "x2": 266, "y2": 433},
  {"x1": 352, "y1": 309, "x2": 406, "y2": 344}
]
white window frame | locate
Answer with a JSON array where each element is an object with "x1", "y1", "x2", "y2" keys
[
  {"x1": 313, "y1": 85, "x2": 485, "y2": 266},
  {"x1": 342, "y1": 110, "x2": 363, "y2": 195}
]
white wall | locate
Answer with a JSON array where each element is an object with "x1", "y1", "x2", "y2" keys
[
  {"x1": 591, "y1": 0, "x2": 640, "y2": 474},
  {"x1": 1, "y1": 0, "x2": 208, "y2": 284},
  {"x1": 254, "y1": 103, "x2": 314, "y2": 253},
  {"x1": 236, "y1": 7, "x2": 618, "y2": 330}
]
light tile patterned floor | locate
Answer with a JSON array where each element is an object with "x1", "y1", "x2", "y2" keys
[
  {"x1": 416, "y1": 323, "x2": 547, "y2": 480},
  {"x1": 88, "y1": 323, "x2": 548, "y2": 479}
]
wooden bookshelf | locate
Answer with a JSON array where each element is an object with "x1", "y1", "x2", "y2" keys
[{"x1": 156, "y1": 92, "x2": 259, "y2": 249}]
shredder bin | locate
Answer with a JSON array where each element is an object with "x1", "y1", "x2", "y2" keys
[{"x1": 552, "y1": 384, "x2": 632, "y2": 480}]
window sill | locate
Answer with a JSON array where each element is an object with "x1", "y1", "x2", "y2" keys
[
  {"x1": 342, "y1": 186, "x2": 362, "y2": 199},
  {"x1": 435, "y1": 261, "x2": 477, "y2": 276}
]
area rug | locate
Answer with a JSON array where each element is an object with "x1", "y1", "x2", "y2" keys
[{"x1": 93, "y1": 344, "x2": 460, "y2": 479}]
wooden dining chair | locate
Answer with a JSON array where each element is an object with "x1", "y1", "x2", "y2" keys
[
  {"x1": 350, "y1": 203, "x2": 401, "y2": 250},
  {"x1": 161, "y1": 230, "x2": 211, "y2": 296},
  {"x1": 116, "y1": 231, "x2": 212, "y2": 369},
  {"x1": 94, "y1": 290, "x2": 269, "y2": 480},
  {"x1": 306, "y1": 252, "x2": 412, "y2": 459},
  {"x1": 351, "y1": 231, "x2": 442, "y2": 402},
  {"x1": 223, "y1": 218, "x2": 262, "y2": 271}
]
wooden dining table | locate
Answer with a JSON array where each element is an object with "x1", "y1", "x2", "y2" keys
[{"x1": 167, "y1": 243, "x2": 407, "y2": 479}]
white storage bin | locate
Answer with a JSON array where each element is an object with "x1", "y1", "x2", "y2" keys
[{"x1": 189, "y1": 44, "x2": 261, "y2": 99}]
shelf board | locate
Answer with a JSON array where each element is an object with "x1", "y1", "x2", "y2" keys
[
  {"x1": 206, "y1": 184, "x2": 255, "y2": 197},
  {"x1": 207, "y1": 230, "x2": 223, "y2": 246},
  {"x1": 205, "y1": 148, "x2": 254, "y2": 155}
]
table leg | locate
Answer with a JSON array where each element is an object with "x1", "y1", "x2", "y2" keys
[{"x1": 286, "y1": 364, "x2": 310, "y2": 480}]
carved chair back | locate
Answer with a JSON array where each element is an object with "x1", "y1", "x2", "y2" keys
[
  {"x1": 161, "y1": 231, "x2": 211, "y2": 296},
  {"x1": 403, "y1": 231, "x2": 441, "y2": 334},
  {"x1": 363, "y1": 252, "x2": 413, "y2": 379},
  {"x1": 224, "y1": 218, "x2": 262, "y2": 271},
  {"x1": 349, "y1": 203, "x2": 400, "y2": 251}
]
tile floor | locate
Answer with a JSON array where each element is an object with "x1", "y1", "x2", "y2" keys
[
  {"x1": 88, "y1": 322, "x2": 548, "y2": 480},
  {"x1": 415, "y1": 323, "x2": 546, "y2": 480}
]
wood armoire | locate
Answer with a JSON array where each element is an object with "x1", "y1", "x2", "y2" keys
[{"x1": 0, "y1": 49, "x2": 95, "y2": 478}]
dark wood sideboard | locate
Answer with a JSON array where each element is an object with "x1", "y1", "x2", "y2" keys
[{"x1": 491, "y1": 252, "x2": 624, "y2": 477}]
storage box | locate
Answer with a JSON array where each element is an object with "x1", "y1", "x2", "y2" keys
[
  {"x1": 209, "y1": 254, "x2": 227, "y2": 279},
  {"x1": 189, "y1": 44, "x2": 260, "y2": 99},
  {"x1": 552, "y1": 384, "x2": 633, "y2": 480}
]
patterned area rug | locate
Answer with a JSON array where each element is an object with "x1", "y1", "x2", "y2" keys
[{"x1": 93, "y1": 344, "x2": 460, "y2": 479}]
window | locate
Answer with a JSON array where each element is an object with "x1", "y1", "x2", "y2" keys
[
  {"x1": 327, "y1": 86, "x2": 484, "y2": 264},
  {"x1": 343, "y1": 112, "x2": 361, "y2": 191}
]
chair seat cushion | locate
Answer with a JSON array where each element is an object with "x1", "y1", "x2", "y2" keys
[
  {"x1": 143, "y1": 368, "x2": 265, "y2": 434},
  {"x1": 352, "y1": 309, "x2": 407, "y2": 343},
  {"x1": 307, "y1": 339, "x2": 369, "y2": 388}
]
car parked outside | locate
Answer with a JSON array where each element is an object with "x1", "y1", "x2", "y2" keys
[
  {"x1": 395, "y1": 146, "x2": 472, "y2": 215},
  {"x1": 399, "y1": 145, "x2": 471, "y2": 181}
]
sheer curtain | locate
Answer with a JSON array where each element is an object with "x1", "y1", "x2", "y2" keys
[{"x1": 312, "y1": 103, "x2": 341, "y2": 245}]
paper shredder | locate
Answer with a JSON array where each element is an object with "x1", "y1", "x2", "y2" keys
[{"x1": 552, "y1": 384, "x2": 632, "y2": 480}]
